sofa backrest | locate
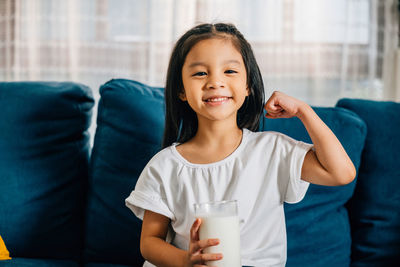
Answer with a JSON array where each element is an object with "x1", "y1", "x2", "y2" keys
[
  {"x1": 337, "y1": 99, "x2": 400, "y2": 266},
  {"x1": 84, "y1": 79, "x2": 164, "y2": 266},
  {"x1": 0, "y1": 81, "x2": 94, "y2": 261}
]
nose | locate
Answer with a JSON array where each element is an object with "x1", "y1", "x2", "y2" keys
[{"x1": 206, "y1": 73, "x2": 225, "y2": 89}]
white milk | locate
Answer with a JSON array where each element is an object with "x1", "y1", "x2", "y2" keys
[{"x1": 199, "y1": 215, "x2": 241, "y2": 267}]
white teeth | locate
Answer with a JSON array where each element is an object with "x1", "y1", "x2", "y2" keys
[{"x1": 206, "y1": 97, "x2": 229, "y2": 102}]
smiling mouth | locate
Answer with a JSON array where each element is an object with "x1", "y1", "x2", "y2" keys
[{"x1": 203, "y1": 97, "x2": 232, "y2": 102}]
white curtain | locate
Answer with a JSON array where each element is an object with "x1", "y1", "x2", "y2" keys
[{"x1": 0, "y1": 0, "x2": 399, "y2": 106}]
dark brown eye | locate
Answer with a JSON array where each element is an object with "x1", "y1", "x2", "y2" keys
[
  {"x1": 225, "y1": 70, "x2": 237, "y2": 74},
  {"x1": 193, "y1": 72, "x2": 207, "y2": 76}
]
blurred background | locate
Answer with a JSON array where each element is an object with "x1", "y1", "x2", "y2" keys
[{"x1": 0, "y1": 0, "x2": 399, "y2": 107}]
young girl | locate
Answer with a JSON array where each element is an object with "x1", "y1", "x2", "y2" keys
[{"x1": 126, "y1": 23, "x2": 355, "y2": 267}]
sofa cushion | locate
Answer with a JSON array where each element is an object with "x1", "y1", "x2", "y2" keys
[
  {"x1": 336, "y1": 98, "x2": 400, "y2": 266},
  {"x1": 85, "y1": 263, "x2": 136, "y2": 267},
  {"x1": 260, "y1": 107, "x2": 367, "y2": 267},
  {"x1": 84, "y1": 79, "x2": 164, "y2": 265},
  {"x1": 0, "y1": 82, "x2": 94, "y2": 261},
  {"x1": 0, "y1": 258, "x2": 79, "y2": 266}
]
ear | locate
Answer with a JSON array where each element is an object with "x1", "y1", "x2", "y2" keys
[
  {"x1": 179, "y1": 91, "x2": 187, "y2": 101},
  {"x1": 246, "y1": 86, "x2": 250, "y2": 96}
]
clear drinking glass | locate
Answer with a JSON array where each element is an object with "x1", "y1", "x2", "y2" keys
[{"x1": 193, "y1": 200, "x2": 241, "y2": 267}]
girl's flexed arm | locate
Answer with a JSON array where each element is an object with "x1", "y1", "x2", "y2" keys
[{"x1": 264, "y1": 91, "x2": 356, "y2": 186}]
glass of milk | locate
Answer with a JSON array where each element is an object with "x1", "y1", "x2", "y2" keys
[{"x1": 193, "y1": 200, "x2": 241, "y2": 267}]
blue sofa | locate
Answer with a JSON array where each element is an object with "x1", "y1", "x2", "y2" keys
[{"x1": 0, "y1": 79, "x2": 399, "y2": 267}]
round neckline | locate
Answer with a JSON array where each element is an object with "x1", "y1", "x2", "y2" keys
[{"x1": 171, "y1": 128, "x2": 249, "y2": 168}]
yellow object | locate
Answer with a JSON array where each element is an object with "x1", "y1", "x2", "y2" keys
[{"x1": 0, "y1": 235, "x2": 11, "y2": 260}]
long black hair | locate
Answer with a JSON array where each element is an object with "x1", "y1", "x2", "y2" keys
[{"x1": 162, "y1": 23, "x2": 265, "y2": 148}]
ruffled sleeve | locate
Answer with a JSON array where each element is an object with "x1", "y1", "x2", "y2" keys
[
  {"x1": 125, "y1": 160, "x2": 175, "y2": 221},
  {"x1": 285, "y1": 140, "x2": 313, "y2": 203}
]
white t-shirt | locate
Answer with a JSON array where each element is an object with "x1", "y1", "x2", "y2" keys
[{"x1": 126, "y1": 129, "x2": 313, "y2": 267}]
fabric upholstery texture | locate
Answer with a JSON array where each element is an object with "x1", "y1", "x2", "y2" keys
[
  {"x1": 336, "y1": 98, "x2": 400, "y2": 266},
  {"x1": 260, "y1": 107, "x2": 367, "y2": 267},
  {"x1": 84, "y1": 79, "x2": 164, "y2": 266},
  {"x1": 84, "y1": 263, "x2": 134, "y2": 267},
  {"x1": 0, "y1": 258, "x2": 79, "y2": 267},
  {"x1": 0, "y1": 82, "x2": 94, "y2": 261}
]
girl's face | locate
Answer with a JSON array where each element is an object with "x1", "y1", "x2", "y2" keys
[{"x1": 180, "y1": 38, "x2": 249, "y2": 126}]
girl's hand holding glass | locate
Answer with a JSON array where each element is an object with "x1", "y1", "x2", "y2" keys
[{"x1": 185, "y1": 218, "x2": 223, "y2": 267}]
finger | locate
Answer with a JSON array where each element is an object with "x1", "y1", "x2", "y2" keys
[
  {"x1": 199, "y1": 238, "x2": 220, "y2": 249},
  {"x1": 192, "y1": 238, "x2": 220, "y2": 252},
  {"x1": 264, "y1": 93, "x2": 282, "y2": 109},
  {"x1": 265, "y1": 109, "x2": 284, "y2": 117},
  {"x1": 265, "y1": 113, "x2": 278, "y2": 119},
  {"x1": 265, "y1": 103, "x2": 284, "y2": 114},
  {"x1": 190, "y1": 218, "x2": 201, "y2": 241},
  {"x1": 266, "y1": 111, "x2": 293, "y2": 119},
  {"x1": 265, "y1": 109, "x2": 283, "y2": 115},
  {"x1": 191, "y1": 253, "x2": 223, "y2": 263}
]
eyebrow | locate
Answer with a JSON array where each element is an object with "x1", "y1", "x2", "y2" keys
[{"x1": 188, "y1": 59, "x2": 241, "y2": 68}]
